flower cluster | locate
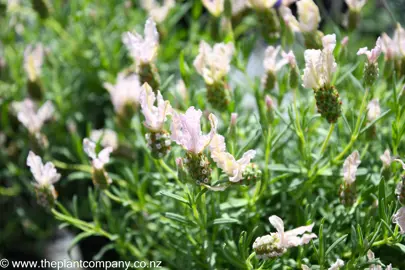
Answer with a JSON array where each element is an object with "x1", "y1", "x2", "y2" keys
[
  {"x1": 193, "y1": 41, "x2": 234, "y2": 110},
  {"x1": 253, "y1": 215, "x2": 317, "y2": 259},
  {"x1": 123, "y1": 18, "x2": 161, "y2": 90}
]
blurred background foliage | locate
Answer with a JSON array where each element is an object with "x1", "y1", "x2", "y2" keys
[{"x1": 0, "y1": 0, "x2": 405, "y2": 269}]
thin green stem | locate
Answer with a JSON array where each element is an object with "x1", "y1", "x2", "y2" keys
[
  {"x1": 53, "y1": 160, "x2": 91, "y2": 173},
  {"x1": 319, "y1": 123, "x2": 335, "y2": 156}
]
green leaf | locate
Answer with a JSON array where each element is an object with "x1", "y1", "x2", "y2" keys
[
  {"x1": 394, "y1": 243, "x2": 405, "y2": 254},
  {"x1": 158, "y1": 190, "x2": 190, "y2": 206},
  {"x1": 325, "y1": 234, "x2": 348, "y2": 256},
  {"x1": 165, "y1": 212, "x2": 194, "y2": 225},
  {"x1": 213, "y1": 218, "x2": 240, "y2": 225},
  {"x1": 68, "y1": 231, "x2": 94, "y2": 259}
]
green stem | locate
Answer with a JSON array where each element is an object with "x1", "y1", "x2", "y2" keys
[{"x1": 319, "y1": 123, "x2": 335, "y2": 156}]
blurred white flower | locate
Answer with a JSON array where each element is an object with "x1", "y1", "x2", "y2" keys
[
  {"x1": 248, "y1": 0, "x2": 278, "y2": 9},
  {"x1": 253, "y1": 215, "x2": 317, "y2": 259},
  {"x1": 297, "y1": 0, "x2": 321, "y2": 33},
  {"x1": 393, "y1": 24, "x2": 405, "y2": 57},
  {"x1": 103, "y1": 73, "x2": 142, "y2": 115},
  {"x1": 141, "y1": 0, "x2": 175, "y2": 23},
  {"x1": 263, "y1": 46, "x2": 289, "y2": 73},
  {"x1": 302, "y1": 34, "x2": 337, "y2": 89},
  {"x1": 380, "y1": 149, "x2": 392, "y2": 168},
  {"x1": 90, "y1": 129, "x2": 119, "y2": 151},
  {"x1": 381, "y1": 24, "x2": 405, "y2": 60},
  {"x1": 12, "y1": 99, "x2": 54, "y2": 135},
  {"x1": 380, "y1": 33, "x2": 397, "y2": 60},
  {"x1": 122, "y1": 18, "x2": 159, "y2": 66},
  {"x1": 201, "y1": 0, "x2": 224, "y2": 17},
  {"x1": 24, "y1": 44, "x2": 44, "y2": 81},
  {"x1": 27, "y1": 151, "x2": 61, "y2": 187},
  {"x1": 175, "y1": 79, "x2": 188, "y2": 101},
  {"x1": 83, "y1": 138, "x2": 113, "y2": 170},
  {"x1": 392, "y1": 206, "x2": 405, "y2": 234},
  {"x1": 232, "y1": 0, "x2": 248, "y2": 16},
  {"x1": 279, "y1": 6, "x2": 300, "y2": 32},
  {"x1": 301, "y1": 265, "x2": 310, "y2": 270},
  {"x1": 328, "y1": 259, "x2": 344, "y2": 270},
  {"x1": 357, "y1": 37, "x2": 382, "y2": 64},
  {"x1": 367, "y1": 250, "x2": 383, "y2": 270},
  {"x1": 171, "y1": 106, "x2": 218, "y2": 154},
  {"x1": 341, "y1": 36, "x2": 349, "y2": 47},
  {"x1": 209, "y1": 134, "x2": 256, "y2": 182},
  {"x1": 367, "y1": 99, "x2": 381, "y2": 122},
  {"x1": 345, "y1": 0, "x2": 367, "y2": 11},
  {"x1": 139, "y1": 83, "x2": 172, "y2": 132},
  {"x1": 282, "y1": 50, "x2": 297, "y2": 68},
  {"x1": 193, "y1": 41, "x2": 234, "y2": 85},
  {"x1": 343, "y1": 150, "x2": 361, "y2": 185}
]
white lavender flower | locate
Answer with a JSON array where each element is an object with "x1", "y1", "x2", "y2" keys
[
  {"x1": 253, "y1": 215, "x2": 317, "y2": 259},
  {"x1": 343, "y1": 150, "x2": 361, "y2": 185}
]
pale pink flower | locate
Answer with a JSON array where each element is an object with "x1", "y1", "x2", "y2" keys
[
  {"x1": 193, "y1": 41, "x2": 234, "y2": 85},
  {"x1": 24, "y1": 44, "x2": 44, "y2": 81},
  {"x1": 90, "y1": 129, "x2": 119, "y2": 151},
  {"x1": 103, "y1": 72, "x2": 142, "y2": 115},
  {"x1": 253, "y1": 215, "x2": 317, "y2": 259},
  {"x1": 278, "y1": 6, "x2": 300, "y2": 32},
  {"x1": 265, "y1": 95, "x2": 276, "y2": 111},
  {"x1": 343, "y1": 150, "x2": 361, "y2": 185},
  {"x1": 303, "y1": 34, "x2": 337, "y2": 89},
  {"x1": 345, "y1": 0, "x2": 367, "y2": 11},
  {"x1": 263, "y1": 46, "x2": 289, "y2": 73},
  {"x1": 367, "y1": 99, "x2": 381, "y2": 122},
  {"x1": 392, "y1": 206, "x2": 405, "y2": 234},
  {"x1": 357, "y1": 37, "x2": 382, "y2": 64},
  {"x1": 209, "y1": 134, "x2": 256, "y2": 182},
  {"x1": 230, "y1": 113, "x2": 238, "y2": 127},
  {"x1": 27, "y1": 151, "x2": 61, "y2": 187},
  {"x1": 380, "y1": 149, "x2": 392, "y2": 169},
  {"x1": 83, "y1": 138, "x2": 113, "y2": 170},
  {"x1": 171, "y1": 106, "x2": 218, "y2": 154},
  {"x1": 141, "y1": 0, "x2": 175, "y2": 23},
  {"x1": 139, "y1": 83, "x2": 172, "y2": 132},
  {"x1": 341, "y1": 36, "x2": 349, "y2": 47},
  {"x1": 282, "y1": 50, "x2": 297, "y2": 68},
  {"x1": 12, "y1": 99, "x2": 54, "y2": 135},
  {"x1": 297, "y1": 0, "x2": 321, "y2": 33},
  {"x1": 201, "y1": 0, "x2": 224, "y2": 17},
  {"x1": 122, "y1": 18, "x2": 159, "y2": 66},
  {"x1": 328, "y1": 259, "x2": 345, "y2": 270}
]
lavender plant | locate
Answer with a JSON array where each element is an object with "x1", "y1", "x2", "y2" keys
[{"x1": 1, "y1": 0, "x2": 405, "y2": 269}]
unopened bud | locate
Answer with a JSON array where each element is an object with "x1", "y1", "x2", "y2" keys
[
  {"x1": 146, "y1": 131, "x2": 171, "y2": 159},
  {"x1": 184, "y1": 152, "x2": 212, "y2": 185},
  {"x1": 314, "y1": 86, "x2": 342, "y2": 123},
  {"x1": 253, "y1": 234, "x2": 286, "y2": 259},
  {"x1": 206, "y1": 81, "x2": 231, "y2": 111},
  {"x1": 240, "y1": 163, "x2": 262, "y2": 185},
  {"x1": 339, "y1": 182, "x2": 356, "y2": 207},
  {"x1": 303, "y1": 31, "x2": 323, "y2": 49},
  {"x1": 363, "y1": 62, "x2": 379, "y2": 87},
  {"x1": 35, "y1": 185, "x2": 57, "y2": 209},
  {"x1": 347, "y1": 10, "x2": 360, "y2": 32},
  {"x1": 230, "y1": 113, "x2": 238, "y2": 127},
  {"x1": 261, "y1": 71, "x2": 276, "y2": 92},
  {"x1": 91, "y1": 167, "x2": 112, "y2": 189},
  {"x1": 265, "y1": 95, "x2": 275, "y2": 123},
  {"x1": 31, "y1": 0, "x2": 49, "y2": 19},
  {"x1": 138, "y1": 63, "x2": 161, "y2": 93},
  {"x1": 396, "y1": 179, "x2": 405, "y2": 205},
  {"x1": 27, "y1": 79, "x2": 44, "y2": 100}
]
